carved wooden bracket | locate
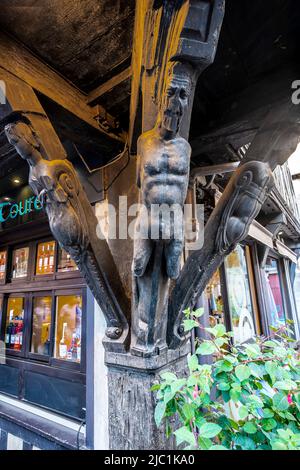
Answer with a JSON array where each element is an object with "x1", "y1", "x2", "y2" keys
[
  {"x1": 2, "y1": 112, "x2": 130, "y2": 352},
  {"x1": 167, "y1": 160, "x2": 275, "y2": 349}
]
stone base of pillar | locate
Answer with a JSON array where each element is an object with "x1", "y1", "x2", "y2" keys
[{"x1": 105, "y1": 344, "x2": 190, "y2": 450}]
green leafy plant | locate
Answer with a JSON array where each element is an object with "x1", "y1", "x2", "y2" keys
[{"x1": 153, "y1": 308, "x2": 300, "y2": 450}]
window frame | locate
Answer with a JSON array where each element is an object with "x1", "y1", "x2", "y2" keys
[
  {"x1": 0, "y1": 236, "x2": 86, "y2": 374},
  {"x1": 221, "y1": 243, "x2": 258, "y2": 343}
]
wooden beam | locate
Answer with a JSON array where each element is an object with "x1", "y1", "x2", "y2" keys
[
  {"x1": 0, "y1": 31, "x2": 125, "y2": 143},
  {"x1": 87, "y1": 67, "x2": 132, "y2": 105}
]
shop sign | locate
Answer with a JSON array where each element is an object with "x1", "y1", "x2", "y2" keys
[{"x1": 0, "y1": 196, "x2": 43, "y2": 223}]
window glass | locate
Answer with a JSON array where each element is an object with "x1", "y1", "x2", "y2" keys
[
  {"x1": 54, "y1": 295, "x2": 82, "y2": 363},
  {"x1": 36, "y1": 241, "x2": 56, "y2": 275},
  {"x1": 205, "y1": 269, "x2": 225, "y2": 327},
  {"x1": 5, "y1": 297, "x2": 24, "y2": 351},
  {"x1": 263, "y1": 257, "x2": 286, "y2": 327},
  {"x1": 12, "y1": 247, "x2": 29, "y2": 279},
  {"x1": 294, "y1": 258, "x2": 300, "y2": 321},
  {"x1": 0, "y1": 251, "x2": 7, "y2": 280},
  {"x1": 224, "y1": 245, "x2": 256, "y2": 343},
  {"x1": 31, "y1": 297, "x2": 52, "y2": 355},
  {"x1": 57, "y1": 248, "x2": 78, "y2": 273}
]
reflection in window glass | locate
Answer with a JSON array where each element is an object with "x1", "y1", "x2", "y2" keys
[
  {"x1": 205, "y1": 270, "x2": 225, "y2": 327},
  {"x1": 294, "y1": 258, "x2": 300, "y2": 321},
  {"x1": 263, "y1": 257, "x2": 286, "y2": 327},
  {"x1": 36, "y1": 241, "x2": 56, "y2": 275},
  {"x1": 31, "y1": 297, "x2": 52, "y2": 355},
  {"x1": 0, "y1": 251, "x2": 7, "y2": 280},
  {"x1": 5, "y1": 297, "x2": 24, "y2": 351},
  {"x1": 224, "y1": 245, "x2": 255, "y2": 343},
  {"x1": 55, "y1": 295, "x2": 82, "y2": 363},
  {"x1": 57, "y1": 248, "x2": 78, "y2": 273},
  {"x1": 12, "y1": 247, "x2": 29, "y2": 279}
]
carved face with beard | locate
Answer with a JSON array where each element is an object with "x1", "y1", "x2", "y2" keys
[{"x1": 161, "y1": 70, "x2": 191, "y2": 135}]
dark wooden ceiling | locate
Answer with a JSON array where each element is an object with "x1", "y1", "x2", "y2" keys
[{"x1": 0, "y1": 0, "x2": 135, "y2": 92}]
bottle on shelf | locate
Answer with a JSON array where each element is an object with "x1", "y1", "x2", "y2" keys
[
  {"x1": 38, "y1": 245, "x2": 44, "y2": 274},
  {"x1": 49, "y1": 244, "x2": 55, "y2": 272},
  {"x1": 5, "y1": 323, "x2": 12, "y2": 348},
  {"x1": 59, "y1": 322, "x2": 68, "y2": 359},
  {"x1": 44, "y1": 244, "x2": 49, "y2": 273}
]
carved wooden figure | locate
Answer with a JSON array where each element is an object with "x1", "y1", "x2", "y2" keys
[
  {"x1": 131, "y1": 63, "x2": 192, "y2": 356},
  {"x1": 4, "y1": 114, "x2": 129, "y2": 349}
]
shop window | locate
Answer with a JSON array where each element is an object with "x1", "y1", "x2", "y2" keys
[
  {"x1": 36, "y1": 241, "x2": 56, "y2": 275},
  {"x1": 294, "y1": 258, "x2": 300, "y2": 319},
  {"x1": 12, "y1": 247, "x2": 29, "y2": 279},
  {"x1": 5, "y1": 297, "x2": 24, "y2": 351},
  {"x1": 263, "y1": 257, "x2": 286, "y2": 327},
  {"x1": 57, "y1": 248, "x2": 78, "y2": 273},
  {"x1": 205, "y1": 270, "x2": 225, "y2": 326},
  {"x1": 0, "y1": 251, "x2": 7, "y2": 280},
  {"x1": 31, "y1": 297, "x2": 52, "y2": 355},
  {"x1": 224, "y1": 245, "x2": 256, "y2": 343},
  {"x1": 54, "y1": 295, "x2": 82, "y2": 363}
]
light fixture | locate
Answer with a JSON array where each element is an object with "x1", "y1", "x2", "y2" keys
[
  {"x1": 13, "y1": 177, "x2": 21, "y2": 185},
  {"x1": 3, "y1": 197, "x2": 10, "y2": 201}
]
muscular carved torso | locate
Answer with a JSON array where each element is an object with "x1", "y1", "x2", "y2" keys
[{"x1": 138, "y1": 129, "x2": 191, "y2": 209}]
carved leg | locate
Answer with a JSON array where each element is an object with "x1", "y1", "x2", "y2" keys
[
  {"x1": 131, "y1": 242, "x2": 169, "y2": 357},
  {"x1": 164, "y1": 239, "x2": 184, "y2": 280},
  {"x1": 132, "y1": 237, "x2": 153, "y2": 277}
]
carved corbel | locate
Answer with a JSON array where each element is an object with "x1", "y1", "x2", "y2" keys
[
  {"x1": 2, "y1": 112, "x2": 130, "y2": 351},
  {"x1": 168, "y1": 161, "x2": 275, "y2": 349}
]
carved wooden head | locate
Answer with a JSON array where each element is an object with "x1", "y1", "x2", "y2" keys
[{"x1": 160, "y1": 62, "x2": 193, "y2": 134}]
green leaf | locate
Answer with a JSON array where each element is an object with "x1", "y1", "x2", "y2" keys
[
  {"x1": 198, "y1": 437, "x2": 213, "y2": 450},
  {"x1": 234, "y1": 435, "x2": 256, "y2": 450},
  {"x1": 262, "y1": 408, "x2": 274, "y2": 419},
  {"x1": 150, "y1": 384, "x2": 161, "y2": 392},
  {"x1": 235, "y1": 364, "x2": 251, "y2": 382},
  {"x1": 277, "y1": 428, "x2": 292, "y2": 441},
  {"x1": 214, "y1": 324, "x2": 227, "y2": 338},
  {"x1": 249, "y1": 363, "x2": 265, "y2": 379},
  {"x1": 183, "y1": 308, "x2": 191, "y2": 316},
  {"x1": 243, "y1": 421, "x2": 257, "y2": 434},
  {"x1": 263, "y1": 340, "x2": 277, "y2": 348},
  {"x1": 230, "y1": 388, "x2": 241, "y2": 402},
  {"x1": 188, "y1": 354, "x2": 199, "y2": 372},
  {"x1": 262, "y1": 418, "x2": 277, "y2": 431},
  {"x1": 273, "y1": 347, "x2": 287, "y2": 359},
  {"x1": 193, "y1": 308, "x2": 205, "y2": 318},
  {"x1": 273, "y1": 391, "x2": 290, "y2": 411},
  {"x1": 217, "y1": 382, "x2": 230, "y2": 391},
  {"x1": 209, "y1": 445, "x2": 228, "y2": 450},
  {"x1": 199, "y1": 422, "x2": 222, "y2": 439},
  {"x1": 183, "y1": 319, "x2": 199, "y2": 332},
  {"x1": 196, "y1": 341, "x2": 217, "y2": 356},
  {"x1": 154, "y1": 401, "x2": 166, "y2": 426},
  {"x1": 239, "y1": 405, "x2": 249, "y2": 420},
  {"x1": 182, "y1": 403, "x2": 195, "y2": 422},
  {"x1": 170, "y1": 378, "x2": 186, "y2": 394},
  {"x1": 265, "y1": 361, "x2": 277, "y2": 383},
  {"x1": 245, "y1": 343, "x2": 261, "y2": 358},
  {"x1": 174, "y1": 426, "x2": 196, "y2": 446},
  {"x1": 160, "y1": 372, "x2": 177, "y2": 382},
  {"x1": 215, "y1": 360, "x2": 234, "y2": 372},
  {"x1": 271, "y1": 440, "x2": 288, "y2": 450},
  {"x1": 273, "y1": 380, "x2": 297, "y2": 391}
]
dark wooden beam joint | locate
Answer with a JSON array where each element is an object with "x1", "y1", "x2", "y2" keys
[{"x1": 2, "y1": 112, "x2": 130, "y2": 352}]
